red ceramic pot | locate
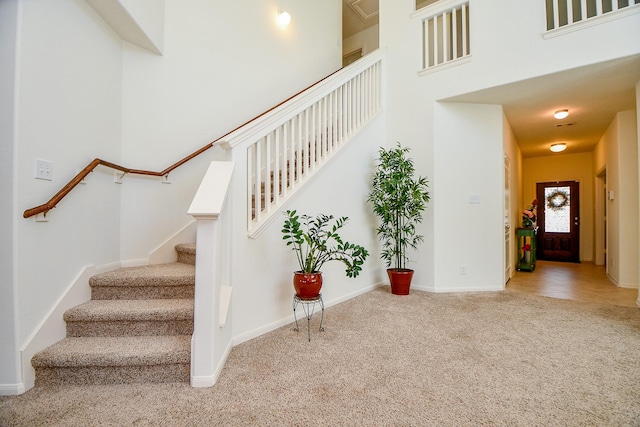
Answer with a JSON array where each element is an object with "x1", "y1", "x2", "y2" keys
[
  {"x1": 387, "y1": 268, "x2": 414, "y2": 295},
  {"x1": 293, "y1": 271, "x2": 323, "y2": 298}
]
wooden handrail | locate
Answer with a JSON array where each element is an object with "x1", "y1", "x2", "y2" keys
[
  {"x1": 22, "y1": 143, "x2": 214, "y2": 218},
  {"x1": 23, "y1": 67, "x2": 343, "y2": 219}
]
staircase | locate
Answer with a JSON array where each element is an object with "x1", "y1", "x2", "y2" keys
[{"x1": 31, "y1": 243, "x2": 196, "y2": 386}]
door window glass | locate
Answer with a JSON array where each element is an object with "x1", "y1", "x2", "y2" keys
[{"x1": 544, "y1": 186, "x2": 570, "y2": 233}]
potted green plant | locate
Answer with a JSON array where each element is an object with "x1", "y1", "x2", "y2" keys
[
  {"x1": 368, "y1": 143, "x2": 430, "y2": 295},
  {"x1": 282, "y1": 210, "x2": 369, "y2": 298}
]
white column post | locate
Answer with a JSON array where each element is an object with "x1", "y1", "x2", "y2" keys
[
  {"x1": 188, "y1": 161, "x2": 234, "y2": 388},
  {"x1": 190, "y1": 217, "x2": 219, "y2": 386}
]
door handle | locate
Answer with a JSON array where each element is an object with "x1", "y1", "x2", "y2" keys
[{"x1": 574, "y1": 216, "x2": 579, "y2": 226}]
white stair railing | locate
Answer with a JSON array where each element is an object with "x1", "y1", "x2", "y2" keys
[
  {"x1": 418, "y1": 1, "x2": 471, "y2": 72},
  {"x1": 219, "y1": 50, "x2": 383, "y2": 237},
  {"x1": 545, "y1": 0, "x2": 640, "y2": 31}
]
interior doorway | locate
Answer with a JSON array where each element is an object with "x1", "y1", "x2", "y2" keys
[{"x1": 536, "y1": 181, "x2": 580, "y2": 263}]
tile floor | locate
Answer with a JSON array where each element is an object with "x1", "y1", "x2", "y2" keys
[{"x1": 506, "y1": 260, "x2": 639, "y2": 307}]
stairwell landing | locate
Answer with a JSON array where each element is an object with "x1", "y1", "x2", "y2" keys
[{"x1": 31, "y1": 244, "x2": 195, "y2": 386}]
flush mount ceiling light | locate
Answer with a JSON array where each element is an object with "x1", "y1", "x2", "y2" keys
[
  {"x1": 277, "y1": 10, "x2": 291, "y2": 27},
  {"x1": 550, "y1": 143, "x2": 567, "y2": 153},
  {"x1": 554, "y1": 109, "x2": 569, "y2": 119}
]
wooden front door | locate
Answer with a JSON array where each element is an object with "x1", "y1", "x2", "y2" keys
[{"x1": 536, "y1": 181, "x2": 580, "y2": 263}]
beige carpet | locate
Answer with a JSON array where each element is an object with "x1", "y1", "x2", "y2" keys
[{"x1": 2, "y1": 287, "x2": 639, "y2": 426}]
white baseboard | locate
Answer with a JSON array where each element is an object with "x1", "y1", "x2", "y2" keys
[
  {"x1": 231, "y1": 283, "x2": 383, "y2": 346},
  {"x1": 232, "y1": 314, "x2": 296, "y2": 346},
  {"x1": 149, "y1": 221, "x2": 196, "y2": 265},
  {"x1": 412, "y1": 283, "x2": 504, "y2": 293},
  {"x1": 190, "y1": 338, "x2": 233, "y2": 388},
  {"x1": 20, "y1": 265, "x2": 95, "y2": 393},
  {"x1": 616, "y1": 282, "x2": 639, "y2": 289},
  {"x1": 0, "y1": 383, "x2": 25, "y2": 396},
  {"x1": 120, "y1": 258, "x2": 149, "y2": 268}
]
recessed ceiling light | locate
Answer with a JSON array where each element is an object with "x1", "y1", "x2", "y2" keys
[
  {"x1": 277, "y1": 10, "x2": 291, "y2": 27},
  {"x1": 554, "y1": 109, "x2": 569, "y2": 119},
  {"x1": 550, "y1": 143, "x2": 567, "y2": 153}
]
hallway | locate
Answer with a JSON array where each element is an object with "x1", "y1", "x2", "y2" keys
[{"x1": 506, "y1": 260, "x2": 639, "y2": 308}]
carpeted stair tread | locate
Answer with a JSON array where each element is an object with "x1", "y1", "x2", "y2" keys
[
  {"x1": 64, "y1": 299, "x2": 193, "y2": 322},
  {"x1": 175, "y1": 243, "x2": 196, "y2": 265},
  {"x1": 89, "y1": 263, "x2": 195, "y2": 288},
  {"x1": 32, "y1": 335, "x2": 191, "y2": 368},
  {"x1": 175, "y1": 243, "x2": 195, "y2": 254},
  {"x1": 33, "y1": 250, "x2": 196, "y2": 385}
]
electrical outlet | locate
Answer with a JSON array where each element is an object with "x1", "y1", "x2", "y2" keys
[
  {"x1": 35, "y1": 159, "x2": 53, "y2": 181},
  {"x1": 460, "y1": 265, "x2": 466, "y2": 275}
]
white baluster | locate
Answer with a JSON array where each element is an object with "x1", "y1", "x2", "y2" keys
[
  {"x1": 423, "y1": 19, "x2": 430, "y2": 69},
  {"x1": 452, "y1": 7, "x2": 458, "y2": 59},
  {"x1": 322, "y1": 95, "x2": 328, "y2": 158},
  {"x1": 247, "y1": 144, "x2": 254, "y2": 226},
  {"x1": 311, "y1": 103, "x2": 317, "y2": 170},
  {"x1": 296, "y1": 112, "x2": 302, "y2": 182},
  {"x1": 554, "y1": 0, "x2": 561, "y2": 28},
  {"x1": 462, "y1": 3, "x2": 469, "y2": 56},
  {"x1": 264, "y1": 133, "x2": 272, "y2": 214},
  {"x1": 568, "y1": 0, "x2": 574, "y2": 23},
  {"x1": 340, "y1": 83, "x2": 346, "y2": 139},
  {"x1": 329, "y1": 91, "x2": 336, "y2": 153},
  {"x1": 254, "y1": 140, "x2": 262, "y2": 222}
]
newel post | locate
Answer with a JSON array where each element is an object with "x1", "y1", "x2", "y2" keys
[{"x1": 188, "y1": 161, "x2": 234, "y2": 387}]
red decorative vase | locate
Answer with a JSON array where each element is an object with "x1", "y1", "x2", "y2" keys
[
  {"x1": 387, "y1": 268, "x2": 414, "y2": 295},
  {"x1": 293, "y1": 271, "x2": 323, "y2": 298}
]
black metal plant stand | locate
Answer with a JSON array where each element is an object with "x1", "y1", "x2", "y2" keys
[{"x1": 292, "y1": 294, "x2": 324, "y2": 341}]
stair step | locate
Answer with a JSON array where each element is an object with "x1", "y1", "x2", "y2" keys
[
  {"x1": 32, "y1": 335, "x2": 191, "y2": 386},
  {"x1": 90, "y1": 263, "x2": 195, "y2": 300},
  {"x1": 175, "y1": 243, "x2": 196, "y2": 265},
  {"x1": 64, "y1": 299, "x2": 194, "y2": 337}
]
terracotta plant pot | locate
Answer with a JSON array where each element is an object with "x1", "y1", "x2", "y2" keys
[
  {"x1": 293, "y1": 271, "x2": 323, "y2": 298},
  {"x1": 387, "y1": 268, "x2": 414, "y2": 295}
]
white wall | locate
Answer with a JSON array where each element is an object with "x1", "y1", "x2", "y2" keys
[
  {"x1": 0, "y1": 0, "x2": 20, "y2": 392},
  {"x1": 119, "y1": 0, "x2": 343, "y2": 260},
  {"x1": 3, "y1": 0, "x2": 124, "y2": 394},
  {"x1": 617, "y1": 111, "x2": 639, "y2": 288},
  {"x1": 379, "y1": 0, "x2": 640, "y2": 293},
  {"x1": 228, "y1": 116, "x2": 387, "y2": 341},
  {"x1": 594, "y1": 111, "x2": 639, "y2": 288},
  {"x1": 343, "y1": 24, "x2": 379, "y2": 59},
  {"x1": 433, "y1": 103, "x2": 505, "y2": 291},
  {"x1": 2, "y1": 0, "x2": 343, "y2": 394},
  {"x1": 4, "y1": 0, "x2": 640, "y2": 394}
]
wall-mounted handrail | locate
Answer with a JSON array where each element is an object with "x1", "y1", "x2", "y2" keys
[
  {"x1": 23, "y1": 144, "x2": 214, "y2": 219},
  {"x1": 22, "y1": 67, "x2": 342, "y2": 219}
]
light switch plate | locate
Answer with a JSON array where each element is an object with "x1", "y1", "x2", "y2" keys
[
  {"x1": 468, "y1": 194, "x2": 480, "y2": 204},
  {"x1": 35, "y1": 159, "x2": 53, "y2": 181}
]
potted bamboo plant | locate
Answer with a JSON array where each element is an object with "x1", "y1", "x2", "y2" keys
[
  {"x1": 368, "y1": 143, "x2": 430, "y2": 295},
  {"x1": 282, "y1": 210, "x2": 369, "y2": 298}
]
